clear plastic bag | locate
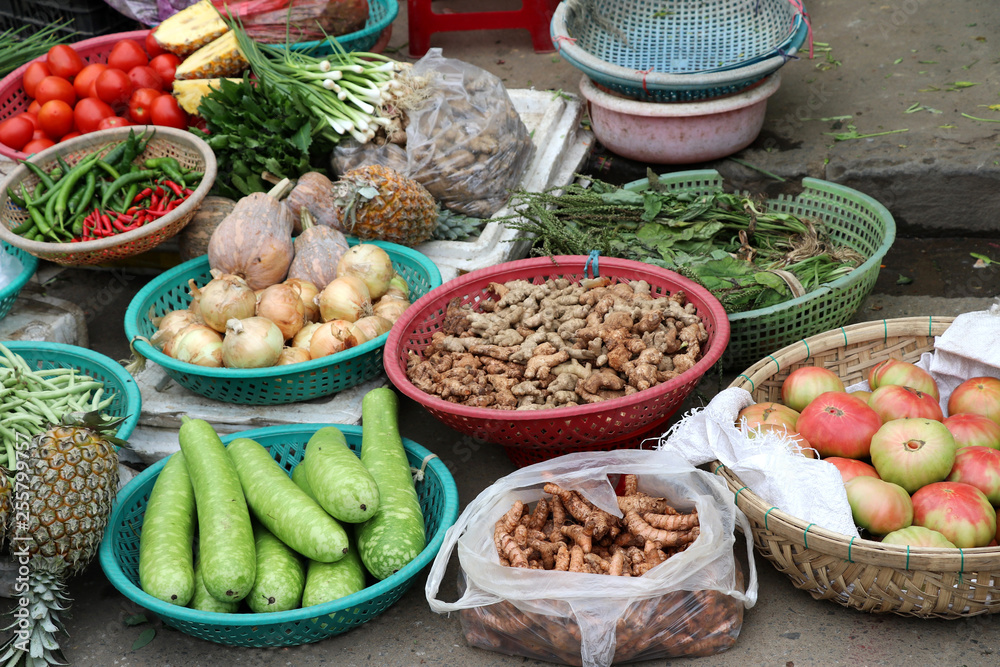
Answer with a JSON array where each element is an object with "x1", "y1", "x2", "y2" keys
[
  {"x1": 332, "y1": 49, "x2": 534, "y2": 218},
  {"x1": 425, "y1": 450, "x2": 757, "y2": 667}
]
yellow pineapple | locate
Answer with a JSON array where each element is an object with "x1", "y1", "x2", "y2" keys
[
  {"x1": 173, "y1": 78, "x2": 243, "y2": 115},
  {"x1": 332, "y1": 165, "x2": 439, "y2": 247},
  {"x1": 0, "y1": 412, "x2": 122, "y2": 666},
  {"x1": 174, "y1": 31, "x2": 249, "y2": 81},
  {"x1": 152, "y1": 0, "x2": 229, "y2": 57}
]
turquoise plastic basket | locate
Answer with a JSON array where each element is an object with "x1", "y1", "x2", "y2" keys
[
  {"x1": 288, "y1": 0, "x2": 398, "y2": 55},
  {"x1": 2, "y1": 341, "x2": 142, "y2": 440},
  {"x1": 0, "y1": 241, "x2": 38, "y2": 320},
  {"x1": 122, "y1": 239, "x2": 441, "y2": 405},
  {"x1": 552, "y1": 0, "x2": 809, "y2": 102},
  {"x1": 620, "y1": 170, "x2": 896, "y2": 370},
  {"x1": 98, "y1": 423, "x2": 459, "y2": 648}
]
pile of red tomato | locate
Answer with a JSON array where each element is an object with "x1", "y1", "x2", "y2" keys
[
  {"x1": 738, "y1": 363, "x2": 1000, "y2": 549},
  {"x1": 0, "y1": 32, "x2": 190, "y2": 154}
]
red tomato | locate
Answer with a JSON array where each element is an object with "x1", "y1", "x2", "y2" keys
[
  {"x1": 31, "y1": 128, "x2": 50, "y2": 142},
  {"x1": 45, "y1": 45, "x2": 85, "y2": 81},
  {"x1": 35, "y1": 76, "x2": 76, "y2": 107},
  {"x1": 148, "y1": 53, "x2": 182, "y2": 88},
  {"x1": 27, "y1": 100, "x2": 41, "y2": 115},
  {"x1": 108, "y1": 39, "x2": 148, "y2": 72},
  {"x1": 796, "y1": 392, "x2": 883, "y2": 459},
  {"x1": 0, "y1": 116, "x2": 34, "y2": 151},
  {"x1": 145, "y1": 31, "x2": 167, "y2": 58},
  {"x1": 128, "y1": 65, "x2": 164, "y2": 93},
  {"x1": 60, "y1": 130, "x2": 82, "y2": 142},
  {"x1": 19, "y1": 112, "x2": 38, "y2": 130},
  {"x1": 73, "y1": 97, "x2": 114, "y2": 134},
  {"x1": 73, "y1": 63, "x2": 107, "y2": 100},
  {"x1": 127, "y1": 88, "x2": 161, "y2": 125},
  {"x1": 37, "y1": 99, "x2": 75, "y2": 140},
  {"x1": 98, "y1": 116, "x2": 131, "y2": 130},
  {"x1": 22, "y1": 138, "x2": 55, "y2": 154},
  {"x1": 22, "y1": 62, "x2": 51, "y2": 98},
  {"x1": 95, "y1": 68, "x2": 133, "y2": 109},
  {"x1": 150, "y1": 94, "x2": 188, "y2": 129}
]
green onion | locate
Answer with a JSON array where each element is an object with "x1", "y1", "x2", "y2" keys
[{"x1": 0, "y1": 21, "x2": 77, "y2": 79}]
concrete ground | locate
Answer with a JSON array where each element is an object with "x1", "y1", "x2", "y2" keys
[{"x1": 2, "y1": 0, "x2": 1000, "y2": 665}]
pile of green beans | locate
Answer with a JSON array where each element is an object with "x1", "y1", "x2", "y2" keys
[{"x1": 0, "y1": 343, "x2": 116, "y2": 464}]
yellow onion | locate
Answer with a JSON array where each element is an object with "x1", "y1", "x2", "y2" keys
[
  {"x1": 384, "y1": 273, "x2": 410, "y2": 300},
  {"x1": 354, "y1": 315, "x2": 392, "y2": 342},
  {"x1": 256, "y1": 284, "x2": 306, "y2": 340},
  {"x1": 171, "y1": 324, "x2": 224, "y2": 367},
  {"x1": 292, "y1": 321, "x2": 323, "y2": 350},
  {"x1": 308, "y1": 321, "x2": 350, "y2": 359},
  {"x1": 198, "y1": 272, "x2": 258, "y2": 333},
  {"x1": 222, "y1": 317, "x2": 284, "y2": 368},
  {"x1": 276, "y1": 346, "x2": 311, "y2": 365},
  {"x1": 187, "y1": 279, "x2": 203, "y2": 313},
  {"x1": 316, "y1": 275, "x2": 371, "y2": 323},
  {"x1": 337, "y1": 244, "x2": 395, "y2": 301},
  {"x1": 153, "y1": 309, "x2": 205, "y2": 354},
  {"x1": 284, "y1": 278, "x2": 320, "y2": 322},
  {"x1": 372, "y1": 296, "x2": 410, "y2": 324}
]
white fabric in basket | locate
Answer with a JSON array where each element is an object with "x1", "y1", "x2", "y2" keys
[
  {"x1": 656, "y1": 387, "x2": 862, "y2": 538},
  {"x1": 924, "y1": 300, "x2": 1000, "y2": 410}
]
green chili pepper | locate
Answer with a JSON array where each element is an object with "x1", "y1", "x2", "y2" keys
[
  {"x1": 144, "y1": 157, "x2": 185, "y2": 185},
  {"x1": 101, "y1": 169, "x2": 156, "y2": 210},
  {"x1": 9, "y1": 218, "x2": 36, "y2": 236},
  {"x1": 95, "y1": 160, "x2": 121, "y2": 182},
  {"x1": 20, "y1": 160, "x2": 55, "y2": 191},
  {"x1": 70, "y1": 171, "x2": 97, "y2": 215},
  {"x1": 99, "y1": 137, "x2": 131, "y2": 171},
  {"x1": 53, "y1": 153, "x2": 100, "y2": 226},
  {"x1": 6, "y1": 186, "x2": 26, "y2": 208}
]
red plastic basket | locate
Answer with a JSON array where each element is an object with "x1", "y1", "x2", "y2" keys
[
  {"x1": 384, "y1": 255, "x2": 731, "y2": 465},
  {"x1": 0, "y1": 29, "x2": 151, "y2": 162}
]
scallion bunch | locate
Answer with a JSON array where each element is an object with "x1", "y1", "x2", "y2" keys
[{"x1": 0, "y1": 21, "x2": 75, "y2": 79}]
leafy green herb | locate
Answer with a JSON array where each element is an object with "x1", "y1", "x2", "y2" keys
[
  {"x1": 196, "y1": 75, "x2": 336, "y2": 199},
  {"x1": 500, "y1": 175, "x2": 864, "y2": 313}
]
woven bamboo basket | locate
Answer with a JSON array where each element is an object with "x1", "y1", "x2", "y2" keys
[
  {"x1": 0, "y1": 126, "x2": 215, "y2": 266},
  {"x1": 717, "y1": 316, "x2": 1000, "y2": 618}
]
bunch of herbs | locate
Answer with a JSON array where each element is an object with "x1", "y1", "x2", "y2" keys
[
  {"x1": 195, "y1": 75, "x2": 336, "y2": 199},
  {"x1": 502, "y1": 172, "x2": 864, "y2": 313}
]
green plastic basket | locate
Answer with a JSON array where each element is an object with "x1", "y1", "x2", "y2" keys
[
  {"x1": 122, "y1": 239, "x2": 442, "y2": 405},
  {"x1": 99, "y1": 422, "x2": 459, "y2": 648},
  {"x1": 621, "y1": 170, "x2": 896, "y2": 370},
  {"x1": 287, "y1": 0, "x2": 398, "y2": 55},
  {"x1": 2, "y1": 341, "x2": 142, "y2": 440},
  {"x1": 0, "y1": 241, "x2": 38, "y2": 320}
]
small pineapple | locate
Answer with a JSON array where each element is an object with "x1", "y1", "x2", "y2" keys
[
  {"x1": 152, "y1": 0, "x2": 229, "y2": 57},
  {"x1": 174, "y1": 31, "x2": 248, "y2": 81},
  {"x1": 0, "y1": 412, "x2": 122, "y2": 667},
  {"x1": 433, "y1": 207, "x2": 487, "y2": 241},
  {"x1": 332, "y1": 165, "x2": 439, "y2": 247},
  {"x1": 173, "y1": 78, "x2": 242, "y2": 115}
]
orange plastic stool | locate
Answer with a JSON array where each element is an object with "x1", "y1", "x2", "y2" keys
[{"x1": 407, "y1": 0, "x2": 560, "y2": 58}]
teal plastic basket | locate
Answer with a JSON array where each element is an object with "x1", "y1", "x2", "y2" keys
[
  {"x1": 98, "y1": 423, "x2": 460, "y2": 648},
  {"x1": 288, "y1": 0, "x2": 398, "y2": 55},
  {"x1": 2, "y1": 341, "x2": 142, "y2": 440},
  {"x1": 620, "y1": 170, "x2": 896, "y2": 370},
  {"x1": 0, "y1": 241, "x2": 38, "y2": 320},
  {"x1": 552, "y1": 0, "x2": 809, "y2": 102},
  {"x1": 122, "y1": 239, "x2": 442, "y2": 405}
]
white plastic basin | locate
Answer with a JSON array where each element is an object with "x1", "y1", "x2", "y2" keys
[{"x1": 579, "y1": 73, "x2": 782, "y2": 164}]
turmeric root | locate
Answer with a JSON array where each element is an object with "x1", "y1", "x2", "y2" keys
[{"x1": 625, "y1": 511, "x2": 700, "y2": 547}]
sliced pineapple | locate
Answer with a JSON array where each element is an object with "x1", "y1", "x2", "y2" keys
[
  {"x1": 174, "y1": 31, "x2": 249, "y2": 81},
  {"x1": 153, "y1": 0, "x2": 229, "y2": 58},
  {"x1": 173, "y1": 78, "x2": 243, "y2": 115}
]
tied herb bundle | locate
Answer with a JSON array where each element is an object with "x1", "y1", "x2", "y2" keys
[
  {"x1": 504, "y1": 172, "x2": 865, "y2": 313},
  {"x1": 197, "y1": 75, "x2": 337, "y2": 198}
]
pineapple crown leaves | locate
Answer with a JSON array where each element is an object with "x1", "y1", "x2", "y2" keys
[
  {"x1": 331, "y1": 178, "x2": 380, "y2": 235},
  {"x1": 55, "y1": 411, "x2": 130, "y2": 449}
]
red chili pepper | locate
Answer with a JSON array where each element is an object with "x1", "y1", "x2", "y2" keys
[
  {"x1": 126, "y1": 205, "x2": 141, "y2": 215},
  {"x1": 164, "y1": 180, "x2": 184, "y2": 197},
  {"x1": 100, "y1": 213, "x2": 112, "y2": 235},
  {"x1": 132, "y1": 188, "x2": 153, "y2": 204},
  {"x1": 154, "y1": 186, "x2": 165, "y2": 198},
  {"x1": 144, "y1": 209, "x2": 169, "y2": 218},
  {"x1": 182, "y1": 188, "x2": 194, "y2": 196}
]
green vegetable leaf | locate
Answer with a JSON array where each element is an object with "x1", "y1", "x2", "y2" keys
[
  {"x1": 896, "y1": 274, "x2": 914, "y2": 285},
  {"x1": 753, "y1": 271, "x2": 790, "y2": 292},
  {"x1": 642, "y1": 192, "x2": 663, "y2": 221},
  {"x1": 123, "y1": 614, "x2": 148, "y2": 627},
  {"x1": 290, "y1": 122, "x2": 313, "y2": 154},
  {"x1": 132, "y1": 628, "x2": 155, "y2": 651},
  {"x1": 601, "y1": 189, "x2": 645, "y2": 206}
]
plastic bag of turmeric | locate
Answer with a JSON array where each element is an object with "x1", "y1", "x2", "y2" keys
[{"x1": 425, "y1": 450, "x2": 758, "y2": 667}]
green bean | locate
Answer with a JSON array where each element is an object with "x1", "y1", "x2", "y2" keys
[
  {"x1": 95, "y1": 396, "x2": 115, "y2": 410},
  {"x1": 14, "y1": 381, "x2": 102, "y2": 401},
  {"x1": 89, "y1": 388, "x2": 104, "y2": 411}
]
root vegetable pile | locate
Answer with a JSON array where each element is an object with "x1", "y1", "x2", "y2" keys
[
  {"x1": 406, "y1": 277, "x2": 708, "y2": 409},
  {"x1": 491, "y1": 475, "x2": 700, "y2": 575}
]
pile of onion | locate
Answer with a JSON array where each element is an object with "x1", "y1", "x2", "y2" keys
[{"x1": 151, "y1": 243, "x2": 414, "y2": 369}]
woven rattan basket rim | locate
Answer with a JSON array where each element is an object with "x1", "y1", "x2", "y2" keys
[
  {"x1": 720, "y1": 315, "x2": 1000, "y2": 573},
  {"x1": 0, "y1": 126, "x2": 216, "y2": 255}
]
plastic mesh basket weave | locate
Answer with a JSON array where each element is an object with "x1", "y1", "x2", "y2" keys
[
  {"x1": 123, "y1": 242, "x2": 442, "y2": 405},
  {"x1": 99, "y1": 423, "x2": 460, "y2": 646},
  {"x1": 288, "y1": 0, "x2": 398, "y2": 55},
  {"x1": 0, "y1": 242, "x2": 37, "y2": 320},
  {"x1": 621, "y1": 170, "x2": 895, "y2": 370},
  {"x1": 384, "y1": 255, "x2": 730, "y2": 465},
  {"x1": 2, "y1": 341, "x2": 142, "y2": 441},
  {"x1": 552, "y1": 0, "x2": 808, "y2": 102}
]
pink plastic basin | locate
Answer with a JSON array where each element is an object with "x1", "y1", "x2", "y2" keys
[{"x1": 579, "y1": 73, "x2": 782, "y2": 164}]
